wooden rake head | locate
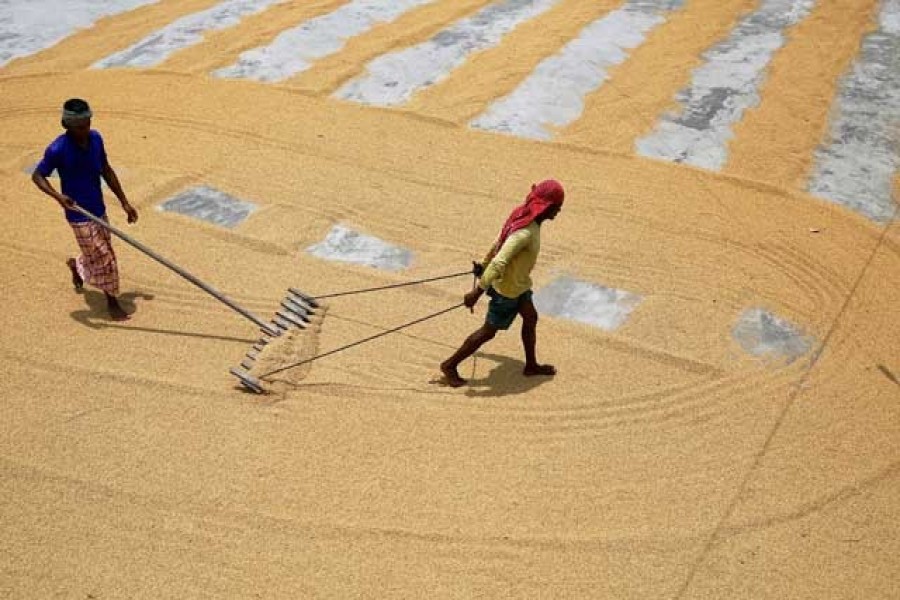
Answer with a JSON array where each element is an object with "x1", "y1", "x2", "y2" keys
[{"x1": 229, "y1": 288, "x2": 323, "y2": 394}]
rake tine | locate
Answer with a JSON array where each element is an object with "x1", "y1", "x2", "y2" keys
[
  {"x1": 273, "y1": 316, "x2": 292, "y2": 331},
  {"x1": 240, "y1": 358, "x2": 255, "y2": 370},
  {"x1": 286, "y1": 300, "x2": 315, "y2": 323},
  {"x1": 261, "y1": 324, "x2": 281, "y2": 338},
  {"x1": 288, "y1": 288, "x2": 320, "y2": 309},
  {"x1": 277, "y1": 310, "x2": 307, "y2": 329},
  {"x1": 287, "y1": 294, "x2": 320, "y2": 316},
  {"x1": 246, "y1": 348, "x2": 260, "y2": 360},
  {"x1": 282, "y1": 295, "x2": 309, "y2": 312},
  {"x1": 260, "y1": 323, "x2": 280, "y2": 336},
  {"x1": 286, "y1": 294, "x2": 315, "y2": 316},
  {"x1": 281, "y1": 299, "x2": 312, "y2": 322},
  {"x1": 283, "y1": 294, "x2": 311, "y2": 311},
  {"x1": 230, "y1": 368, "x2": 265, "y2": 394}
]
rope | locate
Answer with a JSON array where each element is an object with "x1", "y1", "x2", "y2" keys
[
  {"x1": 313, "y1": 270, "x2": 471, "y2": 300},
  {"x1": 259, "y1": 302, "x2": 465, "y2": 378}
]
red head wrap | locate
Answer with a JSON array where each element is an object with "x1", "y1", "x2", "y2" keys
[{"x1": 494, "y1": 179, "x2": 565, "y2": 251}]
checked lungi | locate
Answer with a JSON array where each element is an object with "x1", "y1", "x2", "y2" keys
[{"x1": 70, "y1": 217, "x2": 119, "y2": 296}]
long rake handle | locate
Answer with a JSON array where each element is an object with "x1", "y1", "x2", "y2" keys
[{"x1": 72, "y1": 206, "x2": 276, "y2": 334}]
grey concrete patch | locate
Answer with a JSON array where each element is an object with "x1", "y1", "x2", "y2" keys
[
  {"x1": 807, "y1": 0, "x2": 900, "y2": 223},
  {"x1": 732, "y1": 307, "x2": 814, "y2": 364},
  {"x1": 470, "y1": 0, "x2": 683, "y2": 140},
  {"x1": 636, "y1": 0, "x2": 816, "y2": 170},
  {"x1": 94, "y1": 0, "x2": 287, "y2": 69},
  {"x1": 533, "y1": 275, "x2": 642, "y2": 330},
  {"x1": 335, "y1": 0, "x2": 559, "y2": 106},
  {"x1": 213, "y1": 0, "x2": 435, "y2": 82},
  {"x1": 157, "y1": 185, "x2": 258, "y2": 228},
  {"x1": 306, "y1": 224, "x2": 413, "y2": 271}
]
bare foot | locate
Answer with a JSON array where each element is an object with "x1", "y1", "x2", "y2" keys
[
  {"x1": 523, "y1": 363, "x2": 556, "y2": 377},
  {"x1": 109, "y1": 307, "x2": 131, "y2": 321},
  {"x1": 66, "y1": 258, "x2": 83, "y2": 291},
  {"x1": 440, "y1": 361, "x2": 466, "y2": 388},
  {"x1": 107, "y1": 297, "x2": 131, "y2": 321}
]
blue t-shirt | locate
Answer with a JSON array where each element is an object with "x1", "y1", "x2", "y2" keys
[{"x1": 36, "y1": 130, "x2": 108, "y2": 223}]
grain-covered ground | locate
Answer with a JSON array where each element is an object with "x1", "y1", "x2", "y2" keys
[{"x1": 1, "y1": 1, "x2": 897, "y2": 597}]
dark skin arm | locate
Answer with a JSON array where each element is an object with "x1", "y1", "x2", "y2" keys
[
  {"x1": 31, "y1": 163, "x2": 138, "y2": 224},
  {"x1": 464, "y1": 287, "x2": 484, "y2": 312},
  {"x1": 31, "y1": 171, "x2": 75, "y2": 211},
  {"x1": 102, "y1": 161, "x2": 138, "y2": 223},
  {"x1": 463, "y1": 256, "x2": 492, "y2": 312}
]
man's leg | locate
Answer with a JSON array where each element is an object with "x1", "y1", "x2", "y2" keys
[
  {"x1": 105, "y1": 293, "x2": 129, "y2": 321},
  {"x1": 99, "y1": 229, "x2": 129, "y2": 321},
  {"x1": 441, "y1": 324, "x2": 498, "y2": 387},
  {"x1": 519, "y1": 297, "x2": 555, "y2": 377},
  {"x1": 66, "y1": 258, "x2": 83, "y2": 290},
  {"x1": 71, "y1": 219, "x2": 129, "y2": 321}
]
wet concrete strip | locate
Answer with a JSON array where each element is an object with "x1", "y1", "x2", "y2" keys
[
  {"x1": 635, "y1": 0, "x2": 816, "y2": 170},
  {"x1": 0, "y1": 0, "x2": 158, "y2": 68},
  {"x1": 405, "y1": 0, "x2": 622, "y2": 125},
  {"x1": 212, "y1": 0, "x2": 437, "y2": 83},
  {"x1": 559, "y1": 0, "x2": 756, "y2": 154},
  {"x1": 93, "y1": 0, "x2": 287, "y2": 69},
  {"x1": 723, "y1": 0, "x2": 880, "y2": 190},
  {"x1": 335, "y1": 0, "x2": 560, "y2": 107},
  {"x1": 806, "y1": 0, "x2": 900, "y2": 223},
  {"x1": 469, "y1": 0, "x2": 684, "y2": 140}
]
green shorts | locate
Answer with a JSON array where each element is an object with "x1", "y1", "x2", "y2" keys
[{"x1": 486, "y1": 288, "x2": 532, "y2": 330}]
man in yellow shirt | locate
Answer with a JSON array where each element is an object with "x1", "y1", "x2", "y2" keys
[{"x1": 441, "y1": 180, "x2": 564, "y2": 388}]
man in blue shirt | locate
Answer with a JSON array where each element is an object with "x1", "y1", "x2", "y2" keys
[{"x1": 32, "y1": 98, "x2": 138, "y2": 321}]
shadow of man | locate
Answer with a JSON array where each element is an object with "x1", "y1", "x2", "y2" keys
[
  {"x1": 464, "y1": 351, "x2": 554, "y2": 398},
  {"x1": 70, "y1": 289, "x2": 154, "y2": 327},
  {"x1": 70, "y1": 290, "x2": 256, "y2": 344}
]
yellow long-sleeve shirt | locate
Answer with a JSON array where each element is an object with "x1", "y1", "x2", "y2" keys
[{"x1": 478, "y1": 222, "x2": 541, "y2": 298}]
